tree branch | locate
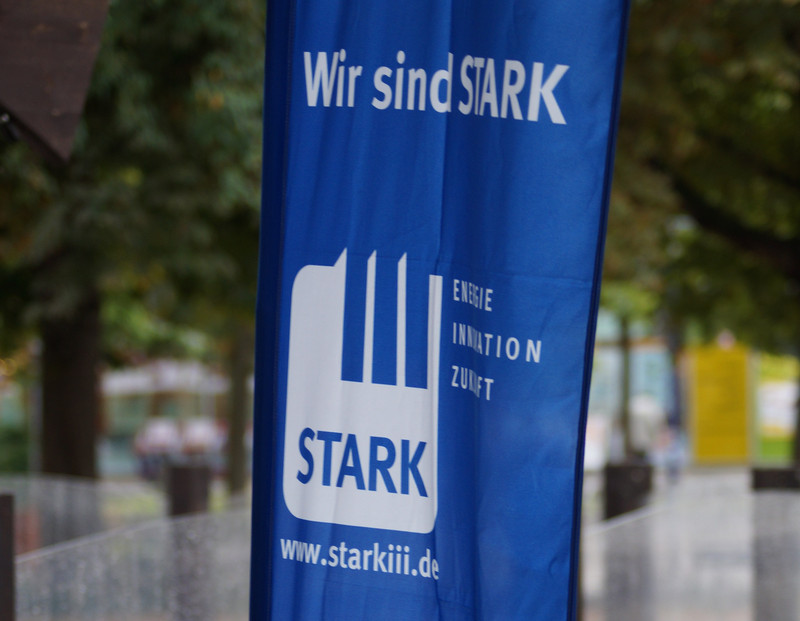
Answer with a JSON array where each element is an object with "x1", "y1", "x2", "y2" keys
[
  {"x1": 658, "y1": 161, "x2": 800, "y2": 285},
  {"x1": 695, "y1": 126, "x2": 800, "y2": 194}
]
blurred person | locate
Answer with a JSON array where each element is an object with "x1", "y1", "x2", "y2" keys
[{"x1": 133, "y1": 417, "x2": 181, "y2": 481}]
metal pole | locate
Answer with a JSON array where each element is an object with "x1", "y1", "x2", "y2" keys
[{"x1": 0, "y1": 494, "x2": 15, "y2": 621}]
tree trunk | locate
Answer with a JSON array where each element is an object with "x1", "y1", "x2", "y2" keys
[
  {"x1": 40, "y1": 292, "x2": 100, "y2": 479},
  {"x1": 620, "y1": 315, "x2": 634, "y2": 460},
  {"x1": 226, "y1": 325, "x2": 252, "y2": 496},
  {"x1": 793, "y1": 353, "x2": 800, "y2": 469}
]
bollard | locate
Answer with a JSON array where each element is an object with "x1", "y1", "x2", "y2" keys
[
  {"x1": 1, "y1": 494, "x2": 15, "y2": 621},
  {"x1": 603, "y1": 462, "x2": 653, "y2": 520},
  {"x1": 168, "y1": 463, "x2": 212, "y2": 517},
  {"x1": 751, "y1": 467, "x2": 800, "y2": 491},
  {"x1": 168, "y1": 464, "x2": 211, "y2": 621}
]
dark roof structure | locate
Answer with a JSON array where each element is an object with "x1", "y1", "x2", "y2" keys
[{"x1": 0, "y1": 0, "x2": 108, "y2": 164}]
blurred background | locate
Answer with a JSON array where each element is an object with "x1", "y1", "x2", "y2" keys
[
  {"x1": 1, "y1": 0, "x2": 798, "y2": 495},
  {"x1": 1, "y1": 0, "x2": 264, "y2": 494},
  {"x1": 0, "y1": 0, "x2": 799, "y2": 618}
]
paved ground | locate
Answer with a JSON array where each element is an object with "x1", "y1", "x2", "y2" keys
[
  {"x1": 13, "y1": 468, "x2": 800, "y2": 619},
  {"x1": 581, "y1": 468, "x2": 800, "y2": 621}
]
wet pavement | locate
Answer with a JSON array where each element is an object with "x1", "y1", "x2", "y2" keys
[{"x1": 581, "y1": 469, "x2": 800, "y2": 621}]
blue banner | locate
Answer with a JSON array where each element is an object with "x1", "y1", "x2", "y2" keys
[{"x1": 251, "y1": 1, "x2": 630, "y2": 619}]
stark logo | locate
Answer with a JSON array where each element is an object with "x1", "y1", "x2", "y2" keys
[{"x1": 282, "y1": 250, "x2": 442, "y2": 533}]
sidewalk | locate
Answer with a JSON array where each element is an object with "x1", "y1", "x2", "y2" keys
[{"x1": 582, "y1": 468, "x2": 800, "y2": 620}]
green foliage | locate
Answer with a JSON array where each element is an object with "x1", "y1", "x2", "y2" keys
[
  {"x1": 759, "y1": 353, "x2": 800, "y2": 383},
  {"x1": 0, "y1": 425, "x2": 29, "y2": 472},
  {"x1": 609, "y1": 0, "x2": 800, "y2": 355},
  {"x1": 0, "y1": 0, "x2": 265, "y2": 478},
  {"x1": 600, "y1": 281, "x2": 659, "y2": 322},
  {"x1": 0, "y1": 0, "x2": 265, "y2": 361},
  {"x1": 103, "y1": 296, "x2": 212, "y2": 366},
  {"x1": 666, "y1": 227, "x2": 800, "y2": 352}
]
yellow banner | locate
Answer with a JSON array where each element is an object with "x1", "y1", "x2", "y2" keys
[{"x1": 690, "y1": 344, "x2": 750, "y2": 464}]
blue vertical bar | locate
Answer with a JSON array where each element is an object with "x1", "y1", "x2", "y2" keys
[
  {"x1": 341, "y1": 255, "x2": 367, "y2": 382},
  {"x1": 371, "y1": 253, "x2": 398, "y2": 386},
  {"x1": 404, "y1": 261, "x2": 429, "y2": 389}
]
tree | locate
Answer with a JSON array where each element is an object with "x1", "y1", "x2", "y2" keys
[
  {"x1": 0, "y1": 0, "x2": 264, "y2": 478},
  {"x1": 612, "y1": 0, "x2": 800, "y2": 461}
]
